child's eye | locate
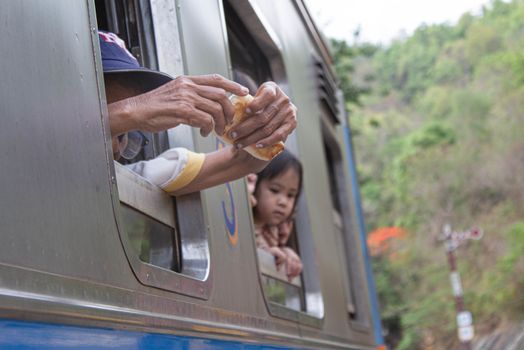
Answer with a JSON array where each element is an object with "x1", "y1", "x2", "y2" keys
[
  {"x1": 270, "y1": 188, "x2": 279, "y2": 194},
  {"x1": 288, "y1": 193, "x2": 297, "y2": 199}
]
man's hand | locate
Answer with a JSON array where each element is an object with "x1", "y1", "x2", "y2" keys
[
  {"x1": 127, "y1": 74, "x2": 249, "y2": 137},
  {"x1": 226, "y1": 82, "x2": 297, "y2": 149}
]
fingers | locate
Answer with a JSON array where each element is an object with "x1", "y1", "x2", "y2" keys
[
  {"x1": 190, "y1": 74, "x2": 249, "y2": 97},
  {"x1": 233, "y1": 102, "x2": 296, "y2": 148},
  {"x1": 249, "y1": 194, "x2": 258, "y2": 207},
  {"x1": 195, "y1": 85, "x2": 235, "y2": 133},
  {"x1": 226, "y1": 82, "x2": 297, "y2": 148},
  {"x1": 247, "y1": 82, "x2": 278, "y2": 113},
  {"x1": 267, "y1": 247, "x2": 286, "y2": 270},
  {"x1": 176, "y1": 106, "x2": 214, "y2": 137},
  {"x1": 263, "y1": 226, "x2": 279, "y2": 246},
  {"x1": 278, "y1": 220, "x2": 293, "y2": 245},
  {"x1": 226, "y1": 82, "x2": 282, "y2": 139},
  {"x1": 246, "y1": 174, "x2": 258, "y2": 207},
  {"x1": 281, "y1": 248, "x2": 303, "y2": 280},
  {"x1": 244, "y1": 107, "x2": 296, "y2": 148},
  {"x1": 286, "y1": 258, "x2": 303, "y2": 281},
  {"x1": 193, "y1": 94, "x2": 227, "y2": 135},
  {"x1": 247, "y1": 173, "x2": 258, "y2": 183},
  {"x1": 263, "y1": 232, "x2": 279, "y2": 247},
  {"x1": 116, "y1": 74, "x2": 247, "y2": 136}
]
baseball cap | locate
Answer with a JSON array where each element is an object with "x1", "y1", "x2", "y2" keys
[{"x1": 98, "y1": 31, "x2": 173, "y2": 93}]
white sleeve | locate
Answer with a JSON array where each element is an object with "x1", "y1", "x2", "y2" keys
[{"x1": 125, "y1": 147, "x2": 206, "y2": 193}]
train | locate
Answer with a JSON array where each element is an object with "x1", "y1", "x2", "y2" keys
[{"x1": 0, "y1": 0, "x2": 385, "y2": 349}]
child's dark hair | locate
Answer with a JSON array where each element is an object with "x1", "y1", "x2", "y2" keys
[{"x1": 255, "y1": 149, "x2": 303, "y2": 203}]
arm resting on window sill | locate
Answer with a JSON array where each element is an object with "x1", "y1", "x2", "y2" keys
[{"x1": 126, "y1": 146, "x2": 267, "y2": 196}]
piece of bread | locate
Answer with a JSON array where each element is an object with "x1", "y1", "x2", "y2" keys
[{"x1": 220, "y1": 94, "x2": 285, "y2": 161}]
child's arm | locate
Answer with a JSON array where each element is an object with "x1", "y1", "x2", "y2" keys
[{"x1": 281, "y1": 247, "x2": 303, "y2": 281}]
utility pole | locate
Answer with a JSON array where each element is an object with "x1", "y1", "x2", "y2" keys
[{"x1": 442, "y1": 224, "x2": 483, "y2": 350}]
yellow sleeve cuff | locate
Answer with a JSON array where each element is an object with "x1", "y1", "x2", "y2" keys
[{"x1": 162, "y1": 151, "x2": 205, "y2": 193}]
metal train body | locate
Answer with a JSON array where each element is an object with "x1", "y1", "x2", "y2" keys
[{"x1": 0, "y1": 1, "x2": 382, "y2": 349}]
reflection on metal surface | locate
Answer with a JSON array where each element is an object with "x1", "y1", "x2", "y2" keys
[
  {"x1": 258, "y1": 250, "x2": 304, "y2": 313},
  {"x1": 114, "y1": 159, "x2": 210, "y2": 293},
  {"x1": 304, "y1": 293, "x2": 324, "y2": 319},
  {"x1": 261, "y1": 275, "x2": 303, "y2": 312},
  {"x1": 176, "y1": 192, "x2": 210, "y2": 281},
  {"x1": 121, "y1": 204, "x2": 177, "y2": 271},
  {"x1": 216, "y1": 138, "x2": 239, "y2": 246},
  {"x1": 115, "y1": 163, "x2": 176, "y2": 228},
  {"x1": 294, "y1": 195, "x2": 325, "y2": 323}
]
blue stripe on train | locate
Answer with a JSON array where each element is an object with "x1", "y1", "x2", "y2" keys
[{"x1": 0, "y1": 319, "x2": 299, "y2": 350}]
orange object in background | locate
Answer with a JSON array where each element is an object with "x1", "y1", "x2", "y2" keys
[{"x1": 367, "y1": 227, "x2": 407, "y2": 257}]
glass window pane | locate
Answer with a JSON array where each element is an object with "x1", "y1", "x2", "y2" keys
[
  {"x1": 120, "y1": 204, "x2": 179, "y2": 271},
  {"x1": 261, "y1": 275, "x2": 304, "y2": 312}
]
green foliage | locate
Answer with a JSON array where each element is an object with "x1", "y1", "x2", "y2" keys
[
  {"x1": 409, "y1": 122, "x2": 456, "y2": 149},
  {"x1": 465, "y1": 23, "x2": 502, "y2": 65},
  {"x1": 332, "y1": 0, "x2": 524, "y2": 348},
  {"x1": 330, "y1": 39, "x2": 378, "y2": 105}
]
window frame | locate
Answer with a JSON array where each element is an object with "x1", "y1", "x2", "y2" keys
[
  {"x1": 223, "y1": 0, "x2": 325, "y2": 327},
  {"x1": 320, "y1": 108, "x2": 371, "y2": 328},
  {"x1": 96, "y1": 0, "x2": 212, "y2": 299}
]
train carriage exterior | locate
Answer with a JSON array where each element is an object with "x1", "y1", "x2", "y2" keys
[{"x1": 0, "y1": 0, "x2": 384, "y2": 349}]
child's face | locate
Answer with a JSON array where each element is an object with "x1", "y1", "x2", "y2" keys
[{"x1": 255, "y1": 168, "x2": 300, "y2": 226}]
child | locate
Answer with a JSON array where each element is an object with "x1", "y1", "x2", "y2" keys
[{"x1": 248, "y1": 150, "x2": 304, "y2": 281}]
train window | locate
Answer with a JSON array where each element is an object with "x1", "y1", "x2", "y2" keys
[
  {"x1": 95, "y1": 0, "x2": 211, "y2": 298},
  {"x1": 313, "y1": 50, "x2": 370, "y2": 326},
  {"x1": 321, "y1": 106, "x2": 369, "y2": 325},
  {"x1": 224, "y1": 0, "x2": 323, "y2": 324},
  {"x1": 322, "y1": 118, "x2": 358, "y2": 319}
]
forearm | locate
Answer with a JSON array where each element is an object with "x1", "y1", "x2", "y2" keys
[
  {"x1": 171, "y1": 147, "x2": 267, "y2": 196},
  {"x1": 107, "y1": 99, "x2": 139, "y2": 137}
]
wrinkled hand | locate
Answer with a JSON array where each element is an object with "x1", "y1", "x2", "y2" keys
[
  {"x1": 227, "y1": 82, "x2": 297, "y2": 149},
  {"x1": 246, "y1": 173, "x2": 258, "y2": 207},
  {"x1": 131, "y1": 74, "x2": 249, "y2": 136},
  {"x1": 281, "y1": 247, "x2": 303, "y2": 281}
]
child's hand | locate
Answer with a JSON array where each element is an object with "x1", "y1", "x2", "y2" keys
[
  {"x1": 266, "y1": 246, "x2": 287, "y2": 271},
  {"x1": 261, "y1": 225, "x2": 279, "y2": 247},
  {"x1": 246, "y1": 173, "x2": 258, "y2": 207},
  {"x1": 281, "y1": 247, "x2": 303, "y2": 281},
  {"x1": 277, "y1": 219, "x2": 294, "y2": 246}
]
